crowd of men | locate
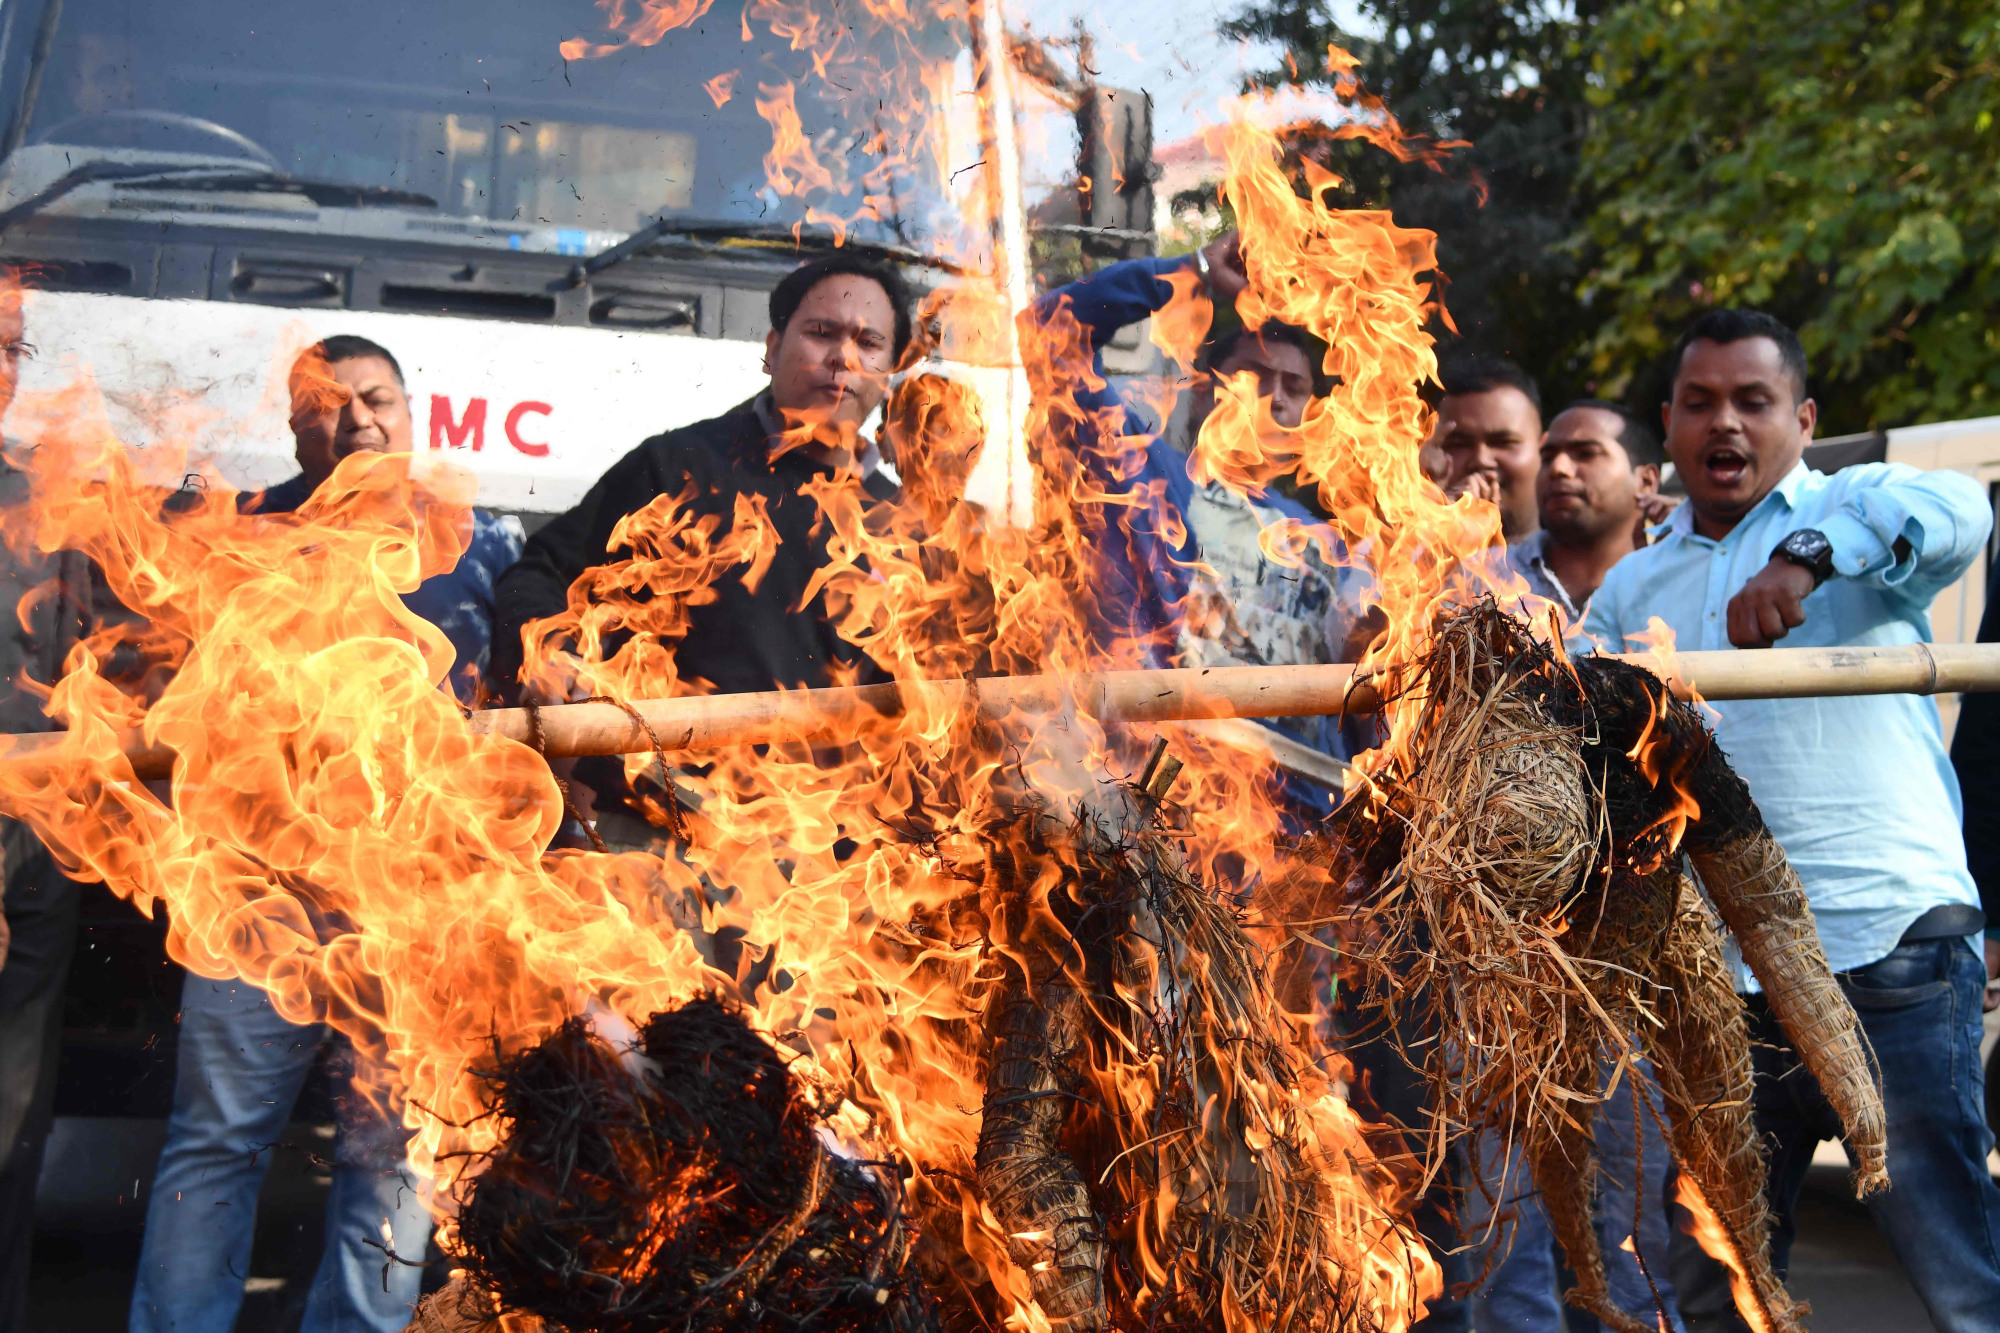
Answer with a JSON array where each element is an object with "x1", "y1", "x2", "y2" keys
[{"x1": 0, "y1": 235, "x2": 1995, "y2": 1333}]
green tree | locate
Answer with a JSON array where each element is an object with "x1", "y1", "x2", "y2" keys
[
  {"x1": 1220, "y1": 0, "x2": 1614, "y2": 405},
  {"x1": 1576, "y1": 1, "x2": 2000, "y2": 432}
]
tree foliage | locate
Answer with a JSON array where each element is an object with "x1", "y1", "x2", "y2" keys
[
  {"x1": 1220, "y1": 0, "x2": 1614, "y2": 406},
  {"x1": 1576, "y1": 1, "x2": 2000, "y2": 431}
]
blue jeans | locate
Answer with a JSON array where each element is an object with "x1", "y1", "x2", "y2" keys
[
  {"x1": 129, "y1": 976, "x2": 428, "y2": 1333},
  {"x1": 1467, "y1": 1065, "x2": 1685, "y2": 1333},
  {"x1": 1673, "y1": 936, "x2": 2000, "y2": 1333}
]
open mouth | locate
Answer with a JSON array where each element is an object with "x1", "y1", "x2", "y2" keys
[{"x1": 1702, "y1": 446, "x2": 1750, "y2": 487}]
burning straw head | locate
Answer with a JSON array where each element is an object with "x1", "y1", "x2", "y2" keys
[{"x1": 440, "y1": 996, "x2": 925, "y2": 1333}]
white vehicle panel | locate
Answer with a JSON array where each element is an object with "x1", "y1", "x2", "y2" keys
[
  {"x1": 13, "y1": 291, "x2": 1028, "y2": 520},
  {"x1": 14, "y1": 291, "x2": 770, "y2": 513}
]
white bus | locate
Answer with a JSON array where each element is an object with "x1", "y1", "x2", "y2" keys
[{"x1": 0, "y1": 0, "x2": 990, "y2": 515}]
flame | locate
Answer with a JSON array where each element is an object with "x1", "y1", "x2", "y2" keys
[
  {"x1": 559, "y1": 0, "x2": 720, "y2": 60},
  {"x1": 0, "y1": 17, "x2": 1597, "y2": 1331},
  {"x1": 1673, "y1": 1173, "x2": 1773, "y2": 1333},
  {"x1": 702, "y1": 69, "x2": 740, "y2": 108}
]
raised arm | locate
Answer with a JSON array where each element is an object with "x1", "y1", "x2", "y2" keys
[
  {"x1": 1727, "y1": 463, "x2": 1993, "y2": 648},
  {"x1": 1027, "y1": 255, "x2": 1191, "y2": 359},
  {"x1": 1814, "y1": 462, "x2": 1993, "y2": 604}
]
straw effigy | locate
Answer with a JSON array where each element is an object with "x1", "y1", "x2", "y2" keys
[{"x1": 1329, "y1": 602, "x2": 1885, "y2": 1333}]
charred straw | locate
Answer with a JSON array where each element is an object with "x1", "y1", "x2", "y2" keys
[{"x1": 451, "y1": 996, "x2": 933, "y2": 1333}]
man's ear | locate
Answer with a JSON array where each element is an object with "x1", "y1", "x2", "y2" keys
[
  {"x1": 1635, "y1": 463, "x2": 1661, "y2": 498},
  {"x1": 763, "y1": 326, "x2": 782, "y2": 376},
  {"x1": 1796, "y1": 394, "x2": 1818, "y2": 441}
]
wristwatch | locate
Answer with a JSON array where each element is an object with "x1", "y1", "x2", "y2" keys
[{"x1": 1772, "y1": 528, "x2": 1835, "y2": 589}]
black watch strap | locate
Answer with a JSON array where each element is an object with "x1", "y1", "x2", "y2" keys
[{"x1": 1773, "y1": 528, "x2": 1835, "y2": 588}]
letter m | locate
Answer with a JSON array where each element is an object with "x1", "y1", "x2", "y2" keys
[{"x1": 429, "y1": 395, "x2": 488, "y2": 451}]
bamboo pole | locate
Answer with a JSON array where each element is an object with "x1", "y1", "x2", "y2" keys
[{"x1": 4, "y1": 642, "x2": 1996, "y2": 783}]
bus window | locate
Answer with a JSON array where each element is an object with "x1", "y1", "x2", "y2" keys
[{"x1": 0, "y1": 0, "x2": 955, "y2": 254}]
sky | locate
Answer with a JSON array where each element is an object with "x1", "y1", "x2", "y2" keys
[{"x1": 1007, "y1": 0, "x2": 1373, "y2": 149}]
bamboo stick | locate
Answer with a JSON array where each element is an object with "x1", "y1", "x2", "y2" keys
[{"x1": 3, "y1": 642, "x2": 1995, "y2": 783}]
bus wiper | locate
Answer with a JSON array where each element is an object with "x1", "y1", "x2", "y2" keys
[
  {"x1": 0, "y1": 160, "x2": 247, "y2": 233},
  {"x1": 0, "y1": 161, "x2": 435, "y2": 234},
  {"x1": 117, "y1": 171, "x2": 438, "y2": 210},
  {"x1": 568, "y1": 216, "x2": 955, "y2": 287}
]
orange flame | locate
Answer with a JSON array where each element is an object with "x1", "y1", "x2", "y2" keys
[
  {"x1": 560, "y1": 0, "x2": 720, "y2": 60},
  {"x1": 1674, "y1": 1173, "x2": 1773, "y2": 1333},
  {"x1": 702, "y1": 69, "x2": 740, "y2": 108}
]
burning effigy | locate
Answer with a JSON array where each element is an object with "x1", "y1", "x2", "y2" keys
[
  {"x1": 0, "y1": 7, "x2": 1889, "y2": 1333},
  {"x1": 1329, "y1": 604, "x2": 1884, "y2": 1333}
]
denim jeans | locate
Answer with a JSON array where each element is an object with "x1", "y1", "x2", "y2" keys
[
  {"x1": 1673, "y1": 936, "x2": 2000, "y2": 1333},
  {"x1": 1465, "y1": 1064, "x2": 1686, "y2": 1333},
  {"x1": 129, "y1": 976, "x2": 429, "y2": 1333}
]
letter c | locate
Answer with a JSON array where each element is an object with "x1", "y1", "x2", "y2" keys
[{"x1": 505, "y1": 401, "x2": 552, "y2": 457}]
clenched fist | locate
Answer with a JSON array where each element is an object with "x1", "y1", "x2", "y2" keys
[{"x1": 1728, "y1": 557, "x2": 1818, "y2": 649}]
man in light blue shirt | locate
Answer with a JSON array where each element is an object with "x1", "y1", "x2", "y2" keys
[{"x1": 1583, "y1": 309, "x2": 2000, "y2": 1332}]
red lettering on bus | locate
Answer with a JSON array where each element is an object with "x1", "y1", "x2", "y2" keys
[
  {"x1": 429, "y1": 395, "x2": 487, "y2": 451},
  {"x1": 505, "y1": 401, "x2": 552, "y2": 457}
]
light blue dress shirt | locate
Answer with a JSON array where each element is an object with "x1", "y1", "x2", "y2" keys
[{"x1": 1582, "y1": 460, "x2": 1992, "y2": 981}]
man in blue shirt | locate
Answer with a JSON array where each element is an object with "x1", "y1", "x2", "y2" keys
[
  {"x1": 1027, "y1": 233, "x2": 1364, "y2": 811},
  {"x1": 1582, "y1": 309, "x2": 2000, "y2": 1331},
  {"x1": 131, "y1": 336, "x2": 523, "y2": 1333}
]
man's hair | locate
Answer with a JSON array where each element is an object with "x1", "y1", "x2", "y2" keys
[
  {"x1": 768, "y1": 253, "x2": 914, "y2": 358},
  {"x1": 1558, "y1": 398, "x2": 1664, "y2": 470},
  {"x1": 314, "y1": 334, "x2": 404, "y2": 385},
  {"x1": 1670, "y1": 308, "x2": 1808, "y2": 402},
  {"x1": 1203, "y1": 321, "x2": 1315, "y2": 376},
  {"x1": 1438, "y1": 353, "x2": 1541, "y2": 414}
]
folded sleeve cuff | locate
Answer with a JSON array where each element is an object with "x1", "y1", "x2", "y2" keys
[{"x1": 1816, "y1": 510, "x2": 1899, "y2": 581}]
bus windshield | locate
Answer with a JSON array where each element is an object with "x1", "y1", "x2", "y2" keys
[{"x1": 0, "y1": 0, "x2": 960, "y2": 255}]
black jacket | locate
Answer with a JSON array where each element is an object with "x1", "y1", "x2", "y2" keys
[
  {"x1": 1951, "y1": 553, "x2": 2000, "y2": 935},
  {"x1": 492, "y1": 401, "x2": 898, "y2": 700}
]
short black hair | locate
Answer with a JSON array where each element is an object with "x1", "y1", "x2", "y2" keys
[
  {"x1": 1438, "y1": 353, "x2": 1541, "y2": 415},
  {"x1": 1204, "y1": 320, "x2": 1316, "y2": 376},
  {"x1": 768, "y1": 253, "x2": 913, "y2": 358},
  {"x1": 1671, "y1": 308, "x2": 1808, "y2": 403},
  {"x1": 315, "y1": 334, "x2": 404, "y2": 385},
  {"x1": 1556, "y1": 398, "x2": 1664, "y2": 470}
]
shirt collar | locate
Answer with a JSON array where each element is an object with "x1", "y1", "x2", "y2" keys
[
  {"x1": 751, "y1": 391, "x2": 882, "y2": 479},
  {"x1": 1513, "y1": 528, "x2": 1552, "y2": 563},
  {"x1": 1666, "y1": 458, "x2": 1813, "y2": 541}
]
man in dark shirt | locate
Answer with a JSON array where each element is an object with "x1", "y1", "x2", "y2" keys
[
  {"x1": 491, "y1": 253, "x2": 910, "y2": 827},
  {"x1": 1950, "y1": 556, "x2": 2000, "y2": 1013},
  {"x1": 132, "y1": 335, "x2": 520, "y2": 1333}
]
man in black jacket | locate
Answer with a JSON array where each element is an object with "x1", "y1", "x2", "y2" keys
[{"x1": 491, "y1": 253, "x2": 910, "y2": 829}]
